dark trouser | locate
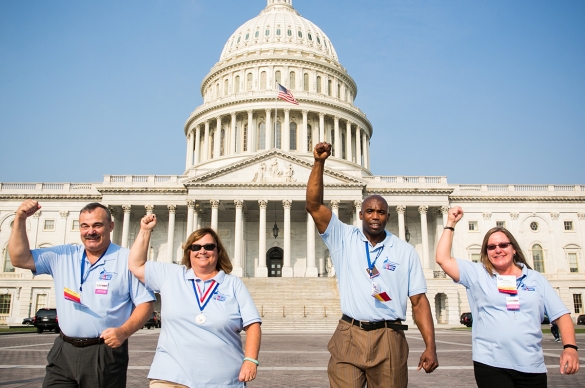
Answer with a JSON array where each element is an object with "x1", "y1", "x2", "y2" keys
[
  {"x1": 327, "y1": 319, "x2": 409, "y2": 388},
  {"x1": 474, "y1": 361, "x2": 547, "y2": 388},
  {"x1": 43, "y1": 335, "x2": 129, "y2": 388}
]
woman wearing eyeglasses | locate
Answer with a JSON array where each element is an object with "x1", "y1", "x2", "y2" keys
[
  {"x1": 128, "y1": 214, "x2": 261, "y2": 387},
  {"x1": 436, "y1": 207, "x2": 579, "y2": 388}
]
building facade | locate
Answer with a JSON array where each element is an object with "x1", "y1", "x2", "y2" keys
[{"x1": 1, "y1": 0, "x2": 584, "y2": 326}]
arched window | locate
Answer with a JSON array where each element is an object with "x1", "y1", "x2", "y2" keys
[
  {"x1": 276, "y1": 26, "x2": 281, "y2": 36},
  {"x1": 303, "y1": 73, "x2": 309, "y2": 91},
  {"x1": 290, "y1": 122, "x2": 297, "y2": 150},
  {"x1": 224, "y1": 79, "x2": 228, "y2": 96},
  {"x1": 289, "y1": 71, "x2": 296, "y2": 90},
  {"x1": 275, "y1": 70, "x2": 281, "y2": 85},
  {"x1": 297, "y1": 30, "x2": 303, "y2": 38},
  {"x1": 255, "y1": 30, "x2": 259, "y2": 38},
  {"x1": 307, "y1": 124, "x2": 312, "y2": 151},
  {"x1": 246, "y1": 73, "x2": 252, "y2": 91},
  {"x1": 287, "y1": 29, "x2": 292, "y2": 37},
  {"x1": 260, "y1": 71, "x2": 267, "y2": 90},
  {"x1": 3, "y1": 247, "x2": 14, "y2": 273},
  {"x1": 235, "y1": 75, "x2": 240, "y2": 94},
  {"x1": 327, "y1": 80, "x2": 332, "y2": 96},
  {"x1": 274, "y1": 121, "x2": 282, "y2": 149},
  {"x1": 532, "y1": 244, "x2": 545, "y2": 273},
  {"x1": 265, "y1": 27, "x2": 270, "y2": 36},
  {"x1": 337, "y1": 83, "x2": 341, "y2": 99},
  {"x1": 308, "y1": 33, "x2": 312, "y2": 41},
  {"x1": 258, "y1": 122, "x2": 266, "y2": 150},
  {"x1": 316, "y1": 76, "x2": 322, "y2": 93}
]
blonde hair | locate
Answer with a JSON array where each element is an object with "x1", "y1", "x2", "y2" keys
[{"x1": 480, "y1": 227, "x2": 531, "y2": 275}]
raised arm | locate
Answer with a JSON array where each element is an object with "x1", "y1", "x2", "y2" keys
[
  {"x1": 556, "y1": 313, "x2": 580, "y2": 375},
  {"x1": 435, "y1": 207, "x2": 464, "y2": 282},
  {"x1": 8, "y1": 200, "x2": 42, "y2": 271},
  {"x1": 128, "y1": 214, "x2": 156, "y2": 283},
  {"x1": 305, "y1": 142, "x2": 333, "y2": 234}
]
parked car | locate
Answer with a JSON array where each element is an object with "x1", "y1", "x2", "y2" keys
[
  {"x1": 577, "y1": 314, "x2": 585, "y2": 325},
  {"x1": 33, "y1": 308, "x2": 60, "y2": 334},
  {"x1": 144, "y1": 311, "x2": 161, "y2": 329},
  {"x1": 460, "y1": 312, "x2": 472, "y2": 327},
  {"x1": 22, "y1": 317, "x2": 34, "y2": 326}
]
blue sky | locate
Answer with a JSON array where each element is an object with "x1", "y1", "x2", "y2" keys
[{"x1": 1, "y1": 0, "x2": 583, "y2": 184}]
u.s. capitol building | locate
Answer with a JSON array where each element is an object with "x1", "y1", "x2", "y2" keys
[{"x1": 0, "y1": 0, "x2": 583, "y2": 327}]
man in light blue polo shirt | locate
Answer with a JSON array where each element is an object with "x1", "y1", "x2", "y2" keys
[
  {"x1": 306, "y1": 142, "x2": 438, "y2": 388},
  {"x1": 9, "y1": 200, "x2": 155, "y2": 388}
]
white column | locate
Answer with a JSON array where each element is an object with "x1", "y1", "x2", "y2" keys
[
  {"x1": 330, "y1": 200, "x2": 340, "y2": 218},
  {"x1": 354, "y1": 199, "x2": 362, "y2": 227},
  {"x1": 58, "y1": 211, "x2": 69, "y2": 245},
  {"x1": 193, "y1": 204, "x2": 200, "y2": 230},
  {"x1": 203, "y1": 120, "x2": 210, "y2": 161},
  {"x1": 356, "y1": 126, "x2": 362, "y2": 166},
  {"x1": 282, "y1": 200, "x2": 293, "y2": 277},
  {"x1": 333, "y1": 116, "x2": 340, "y2": 158},
  {"x1": 121, "y1": 205, "x2": 131, "y2": 248},
  {"x1": 283, "y1": 108, "x2": 290, "y2": 151},
  {"x1": 230, "y1": 112, "x2": 236, "y2": 155},
  {"x1": 210, "y1": 200, "x2": 219, "y2": 231},
  {"x1": 247, "y1": 110, "x2": 253, "y2": 152},
  {"x1": 362, "y1": 132, "x2": 368, "y2": 169},
  {"x1": 397, "y1": 205, "x2": 406, "y2": 241},
  {"x1": 108, "y1": 207, "x2": 116, "y2": 243},
  {"x1": 319, "y1": 113, "x2": 325, "y2": 142},
  {"x1": 167, "y1": 205, "x2": 176, "y2": 263},
  {"x1": 213, "y1": 116, "x2": 221, "y2": 158},
  {"x1": 30, "y1": 211, "x2": 41, "y2": 248},
  {"x1": 419, "y1": 205, "x2": 430, "y2": 269},
  {"x1": 186, "y1": 200, "x2": 195, "y2": 239},
  {"x1": 346, "y1": 121, "x2": 353, "y2": 162},
  {"x1": 265, "y1": 109, "x2": 272, "y2": 150},
  {"x1": 185, "y1": 129, "x2": 194, "y2": 170},
  {"x1": 232, "y1": 200, "x2": 244, "y2": 277},
  {"x1": 301, "y1": 110, "x2": 308, "y2": 152},
  {"x1": 194, "y1": 125, "x2": 201, "y2": 164},
  {"x1": 257, "y1": 200, "x2": 268, "y2": 277},
  {"x1": 306, "y1": 212, "x2": 318, "y2": 277}
]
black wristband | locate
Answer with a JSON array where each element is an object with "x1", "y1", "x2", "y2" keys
[
  {"x1": 563, "y1": 344, "x2": 578, "y2": 351},
  {"x1": 444, "y1": 226, "x2": 455, "y2": 231}
]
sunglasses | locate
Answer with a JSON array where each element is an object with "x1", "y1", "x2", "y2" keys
[
  {"x1": 486, "y1": 242, "x2": 512, "y2": 251},
  {"x1": 189, "y1": 243, "x2": 217, "y2": 252}
]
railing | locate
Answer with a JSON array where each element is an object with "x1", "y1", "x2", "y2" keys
[
  {"x1": 106, "y1": 175, "x2": 183, "y2": 184},
  {"x1": 365, "y1": 176, "x2": 448, "y2": 185},
  {"x1": 514, "y1": 185, "x2": 547, "y2": 192},
  {"x1": 0, "y1": 183, "x2": 97, "y2": 191},
  {"x1": 433, "y1": 271, "x2": 447, "y2": 279},
  {"x1": 454, "y1": 184, "x2": 583, "y2": 193},
  {"x1": 258, "y1": 304, "x2": 341, "y2": 318}
]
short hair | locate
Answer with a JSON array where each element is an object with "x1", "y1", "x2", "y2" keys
[
  {"x1": 181, "y1": 228, "x2": 232, "y2": 274},
  {"x1": 360, "y1": 195, "x2": 389, "y2": 212},
  {"x1": 80, "y1": 203, "x2": 112, "y2": 223},
  {"x1": 480, "y1": 227, "x2": 531, "y2": 275}
]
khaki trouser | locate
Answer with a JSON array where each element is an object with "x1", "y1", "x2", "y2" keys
[{"x1": 327, "y1": 319, "x2": 409, "y2": 388}]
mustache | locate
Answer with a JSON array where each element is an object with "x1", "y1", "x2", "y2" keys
[{"x1": 84, "y1": 233, "x2": 100, "y2": 240}]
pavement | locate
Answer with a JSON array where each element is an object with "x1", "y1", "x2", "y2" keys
[{"x1": 0, "y1": 327, "x2": 583, "y2": 387}]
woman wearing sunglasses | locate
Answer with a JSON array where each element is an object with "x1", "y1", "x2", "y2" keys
[
  {"x1": 436, "y1": 207, "x2": 579, "y2": 387},
  {"x1": 128, "y1": 214, "x2": 261, "y2": 387}
]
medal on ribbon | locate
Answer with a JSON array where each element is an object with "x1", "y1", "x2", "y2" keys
[{"x1": 191, "y1": 279, "x2": 219, "y2": 325}]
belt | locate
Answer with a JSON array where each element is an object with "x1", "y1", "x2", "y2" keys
[
  {"x1": 60, "y1": 332, "x2": 104, "y2": 348},
  {"x1": 341, "y1": 314, "x2": 408, "y2": 331}
]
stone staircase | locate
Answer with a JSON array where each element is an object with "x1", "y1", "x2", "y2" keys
[{"x1": 241, "y1": 277, "x2": 342, "y2": 332}]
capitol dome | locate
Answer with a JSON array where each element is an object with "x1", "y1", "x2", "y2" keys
[{"x1": 220, "y1": 0, "x2": 339, "y2": 63}]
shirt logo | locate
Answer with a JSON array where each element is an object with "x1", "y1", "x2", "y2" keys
[
  {"x1": 521, "y1": 285, "x2": 536, "y2": 291},
  {"x1": 99, "y1": 270, "x2": 116, "y2": 280},
  {"x1": 382, "y1": 259, "x2": 398, "y2": 271},
  {"x1": 213, "y1": 290, "x2": 227, "y2": 301}
]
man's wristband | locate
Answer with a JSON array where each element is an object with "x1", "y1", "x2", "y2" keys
[
  {"x1": 243, "y1": 357, "x2": 259, "y2": 365},
  {"x1": 563, "y1": 344, "x2": 578, "y2": 351},
  {"x1": 444, "y1": 226, "x2": 455, "y2": 232}
]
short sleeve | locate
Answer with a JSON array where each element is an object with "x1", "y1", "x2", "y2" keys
[
  {"x1": 145, "y1": 261, "x2": 176, "y2": 293},
  {"x1": 129, "y1": 271, "x2": 156, "y2": 305},
  {"x1": 456, "y1": 258, "x2": 481, "y2": 289},
  {"x1": 234, "y1": 278, "x2": 261, "y2": 327},
  {"x1": 407, "y1": 247, "x2": 427, "y2": 297},
  {"x1": 31, "y1": 245, "x2": 78, "y2": 276},
  {"x1": 541, "y1": 277, "x2": 570, "y2": 322},
  {"x1": 320, "y1": 212, "x2": 354, "y2": 258}
]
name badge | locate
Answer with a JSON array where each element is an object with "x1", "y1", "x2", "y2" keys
[
  {"x1": 371, "y1": 282, "x2": 391, "y2": 302},
  {"x1": 506, "y1": 296, "x2": 520, "y2": 310},
  {"x1": 497, "y1": 275, "x2": 517, "y2": 294},
  {"x1": 95, "y1": 281, "x2": 109, "y2": 295},
  {"x1": 366, "y1": 266, "x2": 380, "y2": 279},
  {"x1": 64, "y1": 287, "x2": 82, "y2": 304}
]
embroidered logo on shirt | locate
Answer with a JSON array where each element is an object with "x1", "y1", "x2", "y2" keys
[
  {"x1": 213, "y1": 291, "x2": 227, "y2": 301},
  {"x1": 521, "y1": 285, "x2": 536, "y2": 291},
  {"x1": 382, "y1": 259, "x2": 398, "y2": 271},
  {"x1": 99, "y1": 269, "x2": 117, "y2": 280}
]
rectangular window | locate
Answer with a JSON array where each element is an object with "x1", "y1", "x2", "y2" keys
[
  {"x1": 35, "y1": 293, "x2": 47, "y2": 312},
  {"x1": 568, "y1": 252, "x2": 579, "y2": 273},
  {"x1": 43, "y1": 220, "x2": 55, "y2": 231},
  {"x1": 471, "y1": 253, "x2": 480, "y2": 263},
  {"x1": 0, "y1": 294, "x2": 11, "y2": 315},
  {"x1": 72, "y1": 220, "x2": 79, "y2": 231},
  {"x1": 564, "y1": 221, "x2": 574, "y2": 231},
  {"x1": 574, "y1": 294, "x2": 583, "y2": 314},
  {"x1": 468, "y1": 221, "x2": 478, "y2": 231},
  {"x1": 496, "y1": 221, "x2": 506, "y2": 228}
]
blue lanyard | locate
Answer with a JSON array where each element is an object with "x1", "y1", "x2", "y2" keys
[
  {"x1": 80, "y1": 245, "x2": 109, "y2": 292},
  {"x1": 190, "y1": 279, "x2": 220, "y2": 312},
  {"x1": 365, "y1": 241, "x2": 383, "y2": 272}
]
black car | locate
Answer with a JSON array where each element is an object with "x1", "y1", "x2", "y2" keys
[
  {"x1": 577, "y1": 315, "x2": 585, "y2": 325},
  {"x1": 144, "y1": 311, "x2": 161, "y2": 329},
  {"x1": 460, "y1": 312, "x2": 472, "y2": 327},
  {"x1": 22, "y1": 317, "x2": 34, "y2": 326},
  {"x1": 34, "y1": 308, "x2": 60, "y2": 334}
]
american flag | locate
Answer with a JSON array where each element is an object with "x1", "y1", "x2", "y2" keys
[{"x1": 277, "y1": 83, "x2": 299, "y2": 105}]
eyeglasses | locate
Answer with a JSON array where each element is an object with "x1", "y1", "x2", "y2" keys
[
  {"x1": 189, "y1": 243, "x2": 217, "y2": 252},
  {"x1": 486, "y1": 242, "x2": 512, "y2": 251}
]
